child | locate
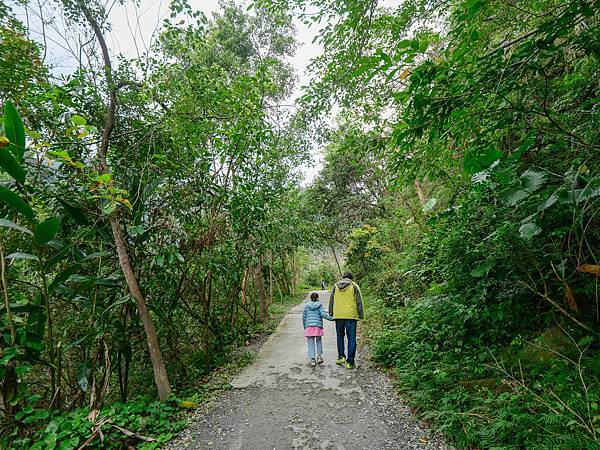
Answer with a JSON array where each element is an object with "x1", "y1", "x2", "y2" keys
[{"x1": 303, "y1": 292, "x2": 333, "y2": 366}]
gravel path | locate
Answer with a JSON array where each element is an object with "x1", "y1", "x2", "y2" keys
[{"x1": 168, "y1": 291, "x2": 448, "y2": 449}]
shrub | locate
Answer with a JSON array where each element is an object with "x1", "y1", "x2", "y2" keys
[{"x1": 3, "y1": 398, "x2": 187, "y2": 449}]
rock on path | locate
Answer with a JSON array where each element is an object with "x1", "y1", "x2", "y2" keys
[{"x1": 169, "y1": 290, "x2": 447, "y2": 450}]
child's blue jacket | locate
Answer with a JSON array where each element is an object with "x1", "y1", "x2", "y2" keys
[{"x1": 303, "y1": 301, "x2": 333, "y2": 328}]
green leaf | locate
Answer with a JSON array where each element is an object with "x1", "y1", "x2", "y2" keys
[
  {"x1": 0, "y1": 218, "x2": 32, "y2": 235},
  {"x1": 508, "y1": 134, "x2": 534, "y2": 161},
  {"x1": 520, "y1": 170, "x2": 546, "y2": 192},
  {"x1": 470, "y1": 260, "x2": 494, "y2": 277},
  {"x1": 44, "y1": 244, "x2": 74, "y2": 270},
  {"x1": 66, "y1": 274, "x2": 120, "y2": 287},
  {"x1": 66, "y1": 274, "x2": 97, "y2": 284},
  {"x1": 0, "y1": 186, "x2": 34, "y2": 220},
  {"x1": 34, "y1": 217, "x2": 60, "y2": 245},
  {"x1": 6, "y1": 302, "x2": 43, "y2": 313},
  {"x1": 63, "y1": 336, "x2": 87, "y2": 351},
  {"x1": 26, "y1": 293, "x2": 46, "y2": 359},
  {"x1": 519, "y1": 222, "x2": 541, "y2": 240},
  {"x1": 378, "y1": 50, "x2": 392, "y2": 65},
  {"x1": 464, "y1": 147, "x2": 502, "y2": 175},
  {"x1": 557, "y1": 189, "x2": 581, "y2": 204},
  {"x1": 538, "y1": 194, "x2": 558, "y2": 211},
  {"x1": 0, "y1": 145, "x2": 26, "y2": 183},
  {"x1": 469, "y1": 0, "x2": 482, "y2": 11},
  {"x1": 6, "y1": 252, "x2": 39, "y2": 261},
  {"x1": 503, "y1": 189, "x2": 530, "y2": 206},
  {"x1": 48, "y1": 264, "x2": 81, "y2": 292},
  {"x1": 4, "y1": 101, "x2": 26, "y2": 161},
  {"x1": 24, "y1": 340, "x2": 44, "y2": 351},
  {"x1": 422, "y1": 197, "x2": 437, "y2": 212},
  {"x1": 58, "y1": 198, "x2": 89, "y2": 225},
  {"x1": 0, "y1": 347, "x2": 19, "y2": 365},
  {"x1": 575, "y1": 182, "x2": 600, "y2": 202},
  {"x1": 71, "y1": 114, "x2": 86, "y2": 126},
  {"x1": 351, "y1": 62, "x2": 375, "y2": 78},
  {"x1": 82, "y1": 251, "x2": 111, "y2": 261}
]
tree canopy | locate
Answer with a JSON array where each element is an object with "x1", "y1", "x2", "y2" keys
[{"x1": 1, "y1": 0, "x2": 599, "y2": 448}]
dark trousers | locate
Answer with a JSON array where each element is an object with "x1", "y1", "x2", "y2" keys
[{"x1": 335, "y1": 319, "x2": 357, "y2": 364}]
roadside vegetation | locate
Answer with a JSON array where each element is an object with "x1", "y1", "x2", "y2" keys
[
  {"x1": 268, "y1": 0, "x2": 598, "y2": 447},
  {"x1": 1, "y1": 1, "x2": 308, "y2": 447},
  {"x1": 1, "y1": 0, "x2": 599, "y2": 449}
]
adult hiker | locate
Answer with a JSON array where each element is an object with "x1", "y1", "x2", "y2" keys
[{"x1": 328, "y1": 271, "x2": 364, "y2": 369}]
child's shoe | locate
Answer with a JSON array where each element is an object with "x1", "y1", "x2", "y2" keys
[
  {"x1": 310, "y1": 358, "x2": 317, "y2": 366},
  {"x1": 345, "y1": 362, "x2": 357, "y2": 370},
  {"x1": 316, "y1": 355, "x2": 324, "y2": 364},
  {"x1": 335, "y1": 356, "x2": 346, "y2": 365}
]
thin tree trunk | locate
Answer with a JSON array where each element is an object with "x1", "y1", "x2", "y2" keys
[
  {"x1": 269, "y1": 250, "x2": 274, "y2": 305},
  {"x1": 111, "y1": 222, "x2": 172, "y2": 400},
  {"x1": 414, "y1": 179, "x2": 428, "y2": 205},
  {"x1": 241, "y1": 268, "x2": 249, "y2": 306},
  {"x1": 36, "y1": 246, "x2": 55, "y2": 405},
  {"x1": 255, "y1": 261, "x2": 268, "y2": 323},
  {"x1": 279, "y1": 255, "x2": 291, "y2": 295},
  {"x1": 331, "y1": 246, "x2": 343, "y2": 277},
  {"x1": 82, "y1": 6, "x2": 172, "y2": 401},
  {"x1": 290, "y1": 253, "x2": 296, "y2": 297},
  {"x1": 398, "y1": 191, "x2": 427, "y2": 233},
  {"x1": 0, "y1": 239, "x2": 19, "y2": 419},
  {"x1": 293, "y1": 252, "x2": 299, "y2": 292}
]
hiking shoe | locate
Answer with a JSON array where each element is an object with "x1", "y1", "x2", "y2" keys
[
  {"x1": 345, "y1": 362, "x2": 357, "y2": 370},
  {"x1": 316, "y1": 356, "x2": 324, "y2": 364},
  {"x1": 335, "y1": 356, "x2": 346, "y2": 365},
  {"x1": 310, "y1": 358, "x2": 317, "y2": 367}
]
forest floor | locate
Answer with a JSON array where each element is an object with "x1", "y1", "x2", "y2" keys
[{"x1": 167, "y1": 290, "x2": 447, "y2": 449}]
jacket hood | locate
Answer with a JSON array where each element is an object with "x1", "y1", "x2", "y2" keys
[
  {"x1": 306, "y1": 301, "x2": 323, "y2": 310},
  {"x1": 336, "y1": 279, "x2": 352, "y2": 290}
]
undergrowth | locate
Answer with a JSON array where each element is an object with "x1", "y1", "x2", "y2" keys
[
  {"x1": 367, "y1": 295, "x2": 600, "y2": 449},
  {"x1": 1, "y1": 293, "x2": 303, "y2": 449}
]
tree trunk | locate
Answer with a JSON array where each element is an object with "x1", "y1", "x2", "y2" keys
[
  {"x1": 398, "y1": 191, "x2": 427, "y2": 233},
  {"x1": 290, "y1": 253, "x2": 296, "y2": 297},
  {"x1": 241, "y1": 268, "x2": 249, "y2": 306},
  {"x1": 331, "y1": 246, "x2": 343, "y2": 277},
  {"x1": 255, "y1": 262, "x2": 268, "y2": 323},
  {"x1": 0, "y1": 241, "x2": 19, "y2": 419},
  {"x1": 82, "y1": 6, "x2": 172, "y2": 401},
  {"x1": 111, "y1": 221, "x2": 172, "y2": 400},
  {"x1": 269, "y1": 250, "x2": 274, "y2": 305},
  {"x1": 279, "y1": 255, "x2": 291, "y2": 295},
  {"x1": 414, "y1": 179, "x2": 427, "y2": 205}
]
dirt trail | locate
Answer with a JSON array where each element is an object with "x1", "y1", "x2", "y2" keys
[{"x1": 170, "y1": 291, "x2": 447, "y2": 449}]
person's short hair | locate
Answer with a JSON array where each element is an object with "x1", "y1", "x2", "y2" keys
[
  {"x1": 310, "y1": 292, "x2": 319, "y2": 301},
  {"x1": 342, "y1": 271, "x2": 353, "y2": 280}
]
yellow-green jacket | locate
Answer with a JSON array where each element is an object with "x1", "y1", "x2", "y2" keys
[{"x1": 328, "y1": 279, "x2": 364, "y2": 320}]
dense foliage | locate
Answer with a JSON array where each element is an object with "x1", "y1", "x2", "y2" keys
[
  {"x1": 265, "y1": 0, "x2": 600, "y2": 447},
  {"x1": 0, "y1": 0, "x2": 308, "y2": 447},
  {"x1": 2, "y1": 0, "x2": 600, "y2": 448}
]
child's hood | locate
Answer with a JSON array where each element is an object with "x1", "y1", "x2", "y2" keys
[{"x1": 306, "y1": 301, "x2": 323, "y2": 310}]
